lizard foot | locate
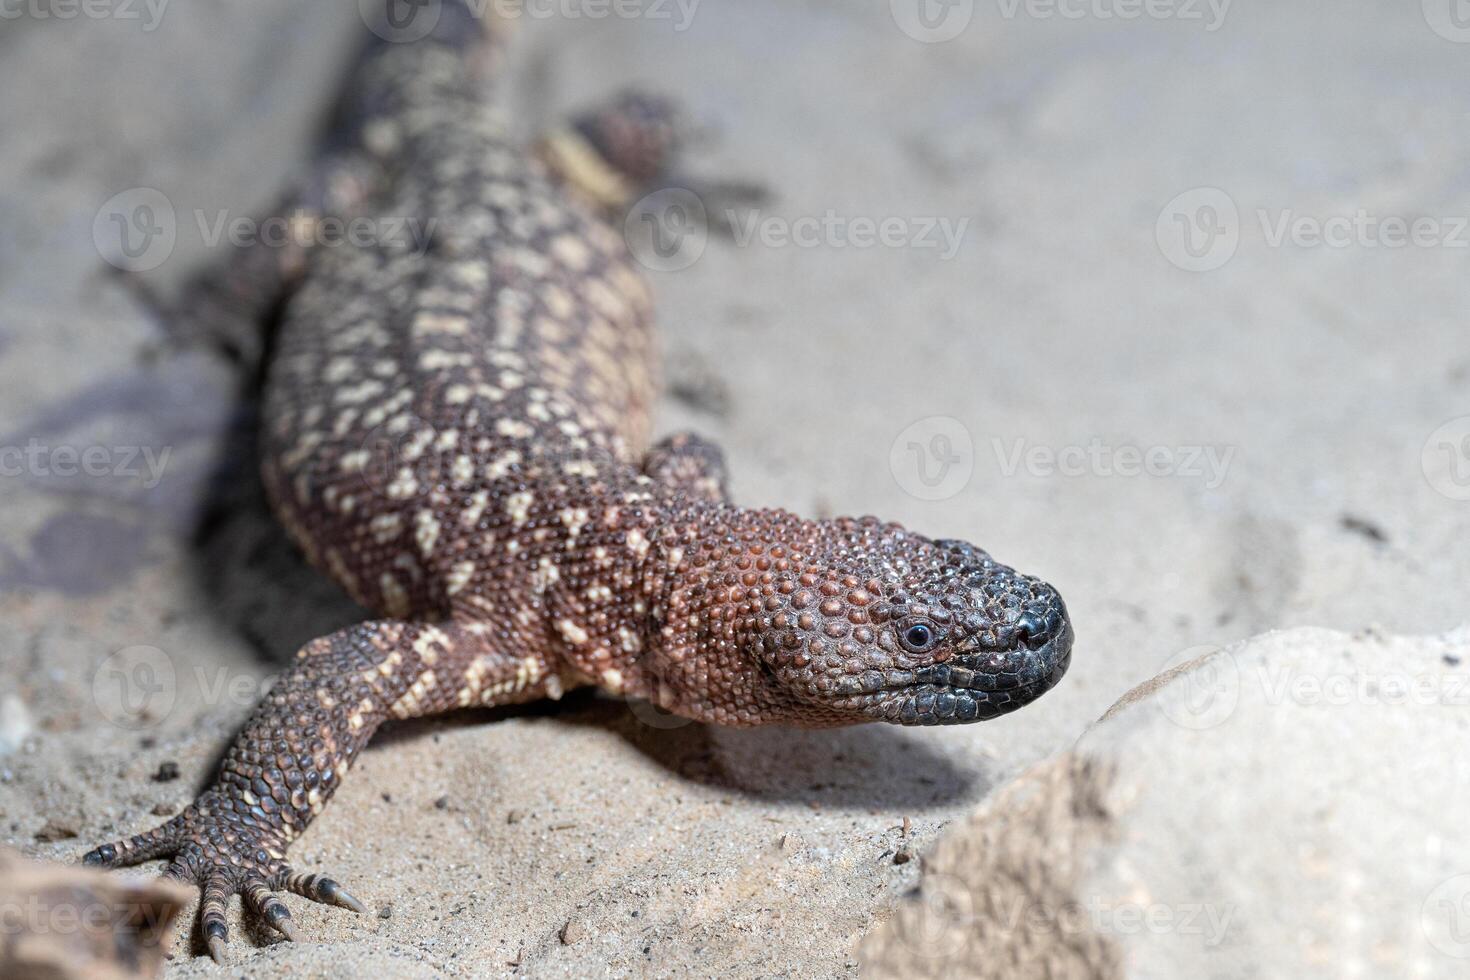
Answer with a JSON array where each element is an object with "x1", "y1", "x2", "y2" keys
[{"x1": 81, "y1": 797, "x2": 366, "y2": 964}]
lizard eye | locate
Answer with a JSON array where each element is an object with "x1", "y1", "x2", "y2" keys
[{"x1": 899, "y1": 621, "x2": 938, "y2": 653}]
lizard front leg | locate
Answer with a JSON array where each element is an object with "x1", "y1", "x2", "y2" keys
[
  {"x1": 165, "y1": 148, "x2": 386, "y2": 368},
  {"x1": 81, "y1": 618, "x2": 537, "y2": 963},
  {"x1": 643, "y1": 431, "x2": 730, "y2": 504}
]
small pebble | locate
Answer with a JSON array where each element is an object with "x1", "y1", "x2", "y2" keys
[{"x1": 152, "y1": 761, "x2": 180, "y2": 783}]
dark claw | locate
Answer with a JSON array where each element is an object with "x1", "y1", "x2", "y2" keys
[
  {"x1": 273, "y1": 914, "x2": 299, "y2": 942},
  {"x1": 320, "y1": 877, "x2": 368, "y2": 914},
  {"x1": 263, "y1": 900, "x2": 296, "y2": 939},
  {"x1": 205, "y1": 921, "x2": 230, "y2": 965}
]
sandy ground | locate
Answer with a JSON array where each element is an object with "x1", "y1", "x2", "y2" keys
[{"x1": 0, "y1": 1, "x2": 1466, "y2": 976}]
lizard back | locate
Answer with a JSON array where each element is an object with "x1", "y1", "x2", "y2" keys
[{"x1": 261, "y1": 36, "x2": 660, "y2": 624}]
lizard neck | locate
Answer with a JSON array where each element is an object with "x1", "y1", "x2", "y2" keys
[{"x1": 631, "y1": 498, "x2": 825, "y2": 726}]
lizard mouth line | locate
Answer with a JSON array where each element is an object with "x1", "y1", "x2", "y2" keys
[{"x1": 854, "y1": 625, "x2": 1072, "y2": 726}]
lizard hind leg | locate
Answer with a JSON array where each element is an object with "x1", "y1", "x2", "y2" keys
[
  {"x1": 537, "y1": 90, "x2": 699, "y2": 210},
  {"x1": 567, "y1": 90, "x2": 692, "y2": 186}
]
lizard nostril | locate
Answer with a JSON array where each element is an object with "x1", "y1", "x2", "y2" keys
[{"x1": 1015, "y1": 608, "x2": 1059, "y2": 649}]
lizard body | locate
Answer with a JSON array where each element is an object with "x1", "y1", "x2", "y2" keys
[{"x1": 84, "y1": 5, "x2": 1072, "y2": 961}]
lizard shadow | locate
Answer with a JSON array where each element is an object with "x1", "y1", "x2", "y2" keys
[
  {"x1": 376, "y1": 692, "x2": 986, "y2": 811},
  {"x1": 186, "y1": 408, "x2": 369, "y2": 663}
]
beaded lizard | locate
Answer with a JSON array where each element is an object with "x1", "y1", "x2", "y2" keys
[{"x1": 82, "y1": 3, "x2": 1073, "y2": 962}]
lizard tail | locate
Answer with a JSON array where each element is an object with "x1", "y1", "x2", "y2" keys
[{"x1": 330, "y1": 0, "x2": 512, "y2": 150}]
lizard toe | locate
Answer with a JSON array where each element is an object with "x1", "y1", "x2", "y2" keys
[
  {"x1": 244, "y1": 878, "x2": 299, "y2": 941},
  {"x1": 280, "y1": 868, "x2": 368, "y2": 914},
  {"x1": 80, "y1": 813, "x2": 189, "y2": 868}
]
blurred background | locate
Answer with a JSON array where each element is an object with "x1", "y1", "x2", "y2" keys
[{"x1": 0, "y1": 1, "x2": 1465, "y2": 976}]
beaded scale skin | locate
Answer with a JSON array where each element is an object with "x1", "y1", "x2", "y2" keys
[{"x1": 82, "y1": 4, "x2": 1072, "y2": 962}]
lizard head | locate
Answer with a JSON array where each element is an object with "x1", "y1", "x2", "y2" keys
[{"x1": 746, "y1": 520, "x2": 1072, "y2": 726}]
